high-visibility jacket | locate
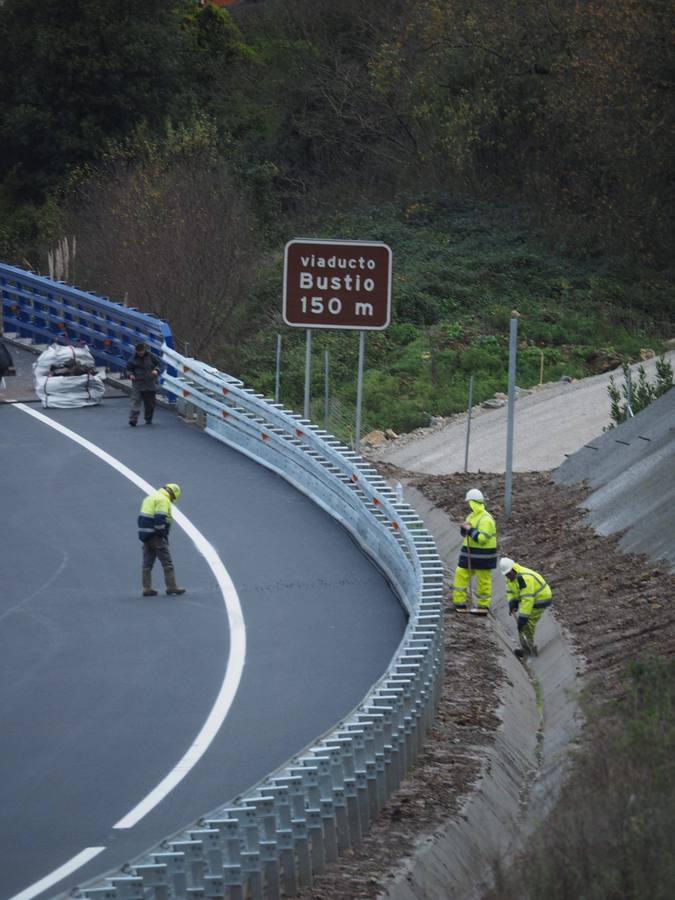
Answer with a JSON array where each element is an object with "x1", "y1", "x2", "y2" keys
[
  {"x1": 457, "y1": 501, "x2": 497, "y2": 570},
  {"x1": 138, "y1": 487, "x2": 174, "y2": 542},
  {"x1": 506, "y1": 563, "x2": 552, "y2": 631}
]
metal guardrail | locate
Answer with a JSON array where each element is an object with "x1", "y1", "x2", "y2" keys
[
  {"x1": 0, "y1": 264, "x2": 173, "y2": 373},
  {"x1": 75, "y1": 346, "x2": 445, "y2": 899}
]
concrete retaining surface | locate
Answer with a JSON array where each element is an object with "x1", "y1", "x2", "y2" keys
[{"x1": 379, "y1": 486, "x2": 582, "y2": 900}]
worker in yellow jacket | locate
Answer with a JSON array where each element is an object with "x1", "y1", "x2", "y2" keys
[
  {"x1": 499, "y1": 557, "x2": 553, "y2": 658},
  {"x1": 137, "y1": 483, "x2": 186, "y2": 597},
  {"x1": 452, "y1": 488, "x2": 497, "y2": 616}
]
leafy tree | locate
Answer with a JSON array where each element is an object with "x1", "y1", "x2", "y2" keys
[
  {"x1": 0, "y1": 0, "x2": 192, "y2": 201},
  {"x1": 235, "y1": 0, "x2": 411, "y2": 193},
  {"x1": 0, "y1": 0, "x2": 253, "y2": 205}
]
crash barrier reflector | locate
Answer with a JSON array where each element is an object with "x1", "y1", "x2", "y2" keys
[
  {"x1": 0, "y1": 263, "x2": 173, "y2": 376},
  {"x1": 74, "y1": 345, "x2": 444, "y2": 899}
]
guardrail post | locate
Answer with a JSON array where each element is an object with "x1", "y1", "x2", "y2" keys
[
  {"x1": 246, "y1": 796, "x2": 277, "y2": 841},
  {"x1": 204, "y1": 873, "x2": 225, "y2": 899},
  {"x1": 132, "y1": 864, "x2": 170, "y2": 900},
  {"x1": 331, "y1": 786, "x2": 351, "y2": 852},
  {"x1": 241, "y1": 850, "x2": 263, "y2": 900},
  {"x1": 260, "y1": 784, "x2": 292, "y2": 831},
  {"x1": 274, "y1": 775, "x2": 305, "y2": 820},
  {"x1": 205, "y1": 818, "x2": 241, "y2": 865},
  {"x1": 187, "y1": 828, "x2": 223, "y2": 874},
  {"x1": 225, "y1": 807, "x2": 259, "y2": 852},
  {"x1": 276, "y1": 829, "x2": 298, "y2": 896},
  {"x1": 364, "y1": 760, "x2": 379, "y2": 818},
  {"x1": 152, "y1": 852, "x2": 188, "y2": 895},
  {"x1": 305, "y1": 807, "x2": 326, "y2": 875},
  {"x1": 319, "y1": 798, "x2": 339, "y2": 862},
  {"x1": 108, "y1": 877, "x2": 144, "y2": 900},
  {"x1": 171, "y1": 840, "x2": 205, "y2": 887},
  {"x1": 83, "y1": 889, "x2": 117, "y2": 900},
  {"x1": 289, "y1": 764, "x2": 321, "y2": 808},
  {"x1": 291, "y1": 818, "x2": 312, "y2": 888},
  {"x1": 222, "y1": 864, "x2": 244, "y2": 900},
  {"x1": 301, "y1": 755, "x2": 333, "y2": 800},
  {"x1": 259, "y1": 840, "x2": 281, "y2": 900}
]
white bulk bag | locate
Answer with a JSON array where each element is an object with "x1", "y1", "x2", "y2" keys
[{"x1": 34, "y1": 343, "x2": 105, "y2": 408}]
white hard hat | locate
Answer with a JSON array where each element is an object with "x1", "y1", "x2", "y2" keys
[
  {"x1": 465, "y1": 488, "x2": 484, "y2": 503},
  {"x1": 165, "y1": 483, "x2": 181, "y2": 501},
  {"x1": 499, "y1": 557, "x2": 515, "y2": 575}
]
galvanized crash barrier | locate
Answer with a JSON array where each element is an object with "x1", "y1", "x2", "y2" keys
[{"x1": 79, "y1": 346, "x2": 445, "y2": 900}]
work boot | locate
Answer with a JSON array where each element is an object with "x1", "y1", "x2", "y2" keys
[
  {"x1": 519, "y1": 634, "x2": 535, "y2": 656},
  {"x1": 469, "y1": 606, "x2": 489, "y2": 617},
  {"x1": 165, "y1": 568, "x2": 186, "y2": 596},
  {"x1": 453, "y1": 604, "x2": 469, "y2": 613},
  {"x1": 514, "y1": 647, "x2": 525, "y2": 659},
  {"x1": 142, "y1": 569, "x2": 158, "y2": 597}
]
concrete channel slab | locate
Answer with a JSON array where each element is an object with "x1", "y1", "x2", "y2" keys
[
  {"x1": 379, "y1": 486, "x2": 582, "y2": 900},
  {"x1": 555, "y1": 387, "x2": 675, "y2": 571}
]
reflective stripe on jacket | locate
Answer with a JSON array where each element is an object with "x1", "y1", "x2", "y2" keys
[
  {"x1": 138, "y1": 487, "x2": 173, "y2": 542},
  {"x1": 507, "y1": 563, "x2": 552, "y2": 627},
  {"x1": 458, "y1": 502, "x2": 497, "y2": 570}
]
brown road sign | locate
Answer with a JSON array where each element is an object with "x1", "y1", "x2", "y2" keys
[{"x1": 283, "y1": 238, "x2": 392, "y2": 330}]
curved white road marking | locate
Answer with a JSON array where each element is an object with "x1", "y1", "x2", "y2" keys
[
  {"x1": 8, "y1": 847, "x2": 105, "y2": 900},
  {"x1": 15, "y1": 404, "x2": 246, "y2": 832}
]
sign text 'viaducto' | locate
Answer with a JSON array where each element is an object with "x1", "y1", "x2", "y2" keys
[{"x1": 283, "y1": 238, "x2": 392, "y2": 330}]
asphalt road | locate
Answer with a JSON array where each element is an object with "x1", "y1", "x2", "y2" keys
[{"x1": 1, "y1": 392, "x2": 406, "y2": 898}]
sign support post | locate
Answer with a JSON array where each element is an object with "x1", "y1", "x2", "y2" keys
[
  {"x1": 324, "y1": 349, "x2": 329, "y2": 429},
  {"x1": 355, "y1": 331, "x2": 365, "y2": 450},
  {"x1": 304, "y1": 328, "x2": 312, "y2": 420},
  {"x1": 275, "y1": 333, "x2": 282, "y2": 403}
]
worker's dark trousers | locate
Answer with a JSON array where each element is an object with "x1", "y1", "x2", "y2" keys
[
  {"x1": 130, "y1": 387, "x2": 156, "y2": 423},
  {"x1": 142, "y1": 535, "x2": 174, "y2": 575}
]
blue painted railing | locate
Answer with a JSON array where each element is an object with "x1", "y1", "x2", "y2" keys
[{"x1": 0, "y1": 263, "x2": 173, "y2": 372}]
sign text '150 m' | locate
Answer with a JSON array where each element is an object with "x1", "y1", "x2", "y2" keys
[{"x1": 283, "y1": 239, "x2": 392, "y2": 330}]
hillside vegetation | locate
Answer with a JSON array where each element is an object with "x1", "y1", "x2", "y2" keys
[
  {"x1": 1, "y1": 4, "x2": 673, "y2": 896},
  {"x1": 0, "y1": 0, "x2": 672, "y2": 433}
]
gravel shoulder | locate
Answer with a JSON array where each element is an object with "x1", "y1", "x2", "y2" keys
[{"x1": 366, "y1": 351, "x2": 675, "y2": 474}]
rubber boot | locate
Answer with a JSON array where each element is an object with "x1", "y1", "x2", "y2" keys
[
  {"x1": 142, "y1": 569, "x2": 158, "y2": 597},
  {"x1": 165, "y1": 568, "x2": 186, "y2": 596},
  {"x1": 519, "y1": 633, "x2": 535, "y2": 656}
]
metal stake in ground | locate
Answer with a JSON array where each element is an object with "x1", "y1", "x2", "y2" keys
[
  {"x1": 504, "y1": 315, "x2": 518, "y2": 519},
  {"x1": 464, "y1": 374, "x2": 474, "y2": 473}
]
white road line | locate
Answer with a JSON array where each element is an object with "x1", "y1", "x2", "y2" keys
[
  {"x1": 15, "y1": 404, "x2": 246, "y2": 832},
  {"x1": 8, "y1": 847, "x2": 106, "y2": 900}
]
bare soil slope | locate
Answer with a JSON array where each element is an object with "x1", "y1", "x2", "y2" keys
[{"x1": 299, "y1": 468, "x2": 675, "y2": 899}]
